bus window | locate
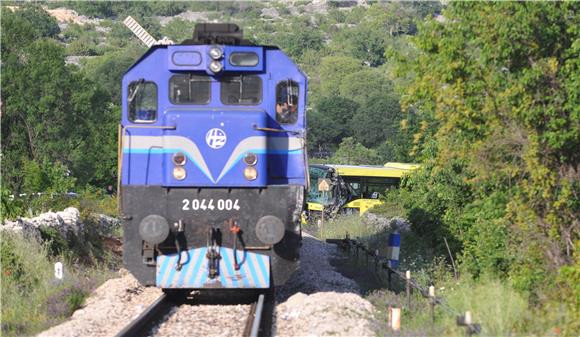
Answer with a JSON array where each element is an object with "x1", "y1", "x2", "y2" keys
[
  {"x1": 342, "y1": 177, "x2": 362, "y2": 198},
  {"x1": 363, "y1": 177, "x2": 400, "y2": 198}
]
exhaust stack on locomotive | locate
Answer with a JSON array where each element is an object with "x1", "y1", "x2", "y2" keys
[{"x1": 120, "y1": 18, "x2": 307, "y2": 289}]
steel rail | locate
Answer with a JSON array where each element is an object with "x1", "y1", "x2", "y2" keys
[
  {"x1": 115, "y1": 293, "x2": 174, "y2": 337},
  {"x1": 243, "y1": 294, "x2": 265, "y2": 337}
]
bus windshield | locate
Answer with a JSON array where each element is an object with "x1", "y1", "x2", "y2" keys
[{"x1": 308, "y1": 166, "x2": 334, "y2": 205}]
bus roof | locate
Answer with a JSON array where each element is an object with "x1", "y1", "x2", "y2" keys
[
  {"x1": 325, "y1": 164, "x2": 419, "y2": 178},
  {"x1": 384, "y1": 162, "x2": 421, "y2": 170}
]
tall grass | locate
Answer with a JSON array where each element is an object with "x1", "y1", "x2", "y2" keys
[
  {"x1": 317, "y1": 214, "x2": 380, "y2": 241},
  {"x1": 368, "y1": 274, "x2": 533, "y2": 337},
  {"x1": 1, "y1": 231, "x2": 115, "y2": 336},
  {"x1": 320, "y1": 212, "x2": 561, "y2": 336}
]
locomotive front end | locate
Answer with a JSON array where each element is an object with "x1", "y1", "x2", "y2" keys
[{"x1": 120, "y1": 24, "x2": 307, "y2": 289}]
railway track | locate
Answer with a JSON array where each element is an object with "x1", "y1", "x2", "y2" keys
[{"x1": 115, "y1": 292, "x2": 269, "y2": 337}]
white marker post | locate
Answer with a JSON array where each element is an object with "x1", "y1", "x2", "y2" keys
[
  {"x1": 390, "y1": 307, "x2": 401, "y2": 332},
  {"x1": 54, "y1": 262, "x2": 63, "y2": 281}
]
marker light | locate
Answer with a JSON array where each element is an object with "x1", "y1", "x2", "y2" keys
[
  {"x1": 172, "y1": 152, "x2": 186, "y2": 166},
  {"x1": 209, "y1": 60, "x2": 223, "y2": 73},
  {"x1": 243, "y1": 166, "x2": 258, "y2": 181},
  {"x1": 243, "y1": 152, "x2": 258, "y2": 166},
  {"x1": 173, "y1": 167, "x2": 187, "y2": 180},
  {"x1": 209, "y1": 46, "x2": 223, "y2": 60}
]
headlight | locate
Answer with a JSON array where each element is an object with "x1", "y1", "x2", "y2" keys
[
  {"x1": 173, "y1": 166, "x2": 186, "y2": 180},
  {"x1": 243, "y1": 166, "x2": 257, "y2": 180},
  {"x1": 209, "y1": 46, "x2": 223, "y2": 60},
  {"x1": 172, "y1": 152, "x2": 186, "y2": 166},
  {"x1": 139, "y1": 214, "x2": 169, "y2": 244},
  {"x1": 243, "y1": 152, "x2": 258, "y2": 166},
  {"x1": 209, "y1": 60, "x2": 223, "y2": 73}
]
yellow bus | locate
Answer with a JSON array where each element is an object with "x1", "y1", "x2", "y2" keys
[{"x1": 306, "y1": 163, "x2": 419, "y2": 220}]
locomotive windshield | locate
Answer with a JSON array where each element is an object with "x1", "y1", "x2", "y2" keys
[
  {"x1": 220, "y1": 75, "x2": 262, "y2": 105},
  {"x1": 276, "y1": 80, "x2": 299, "y2": 124},
  {"x1": 128, "y1": 80, "x2": 157, "y2": 122},
  {"x1": 169, "y1": 74, "x2": 211, "y2": 104}
]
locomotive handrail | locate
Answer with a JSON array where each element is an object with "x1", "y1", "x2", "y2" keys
[
  {"x1": 122, "y1": 125, "x2": 177, "y2": 130},
  {"x1": 117, "y1": 124, "x2": 178, "y2": 214},
  {"x1": 252, "y1": 124, "x2": 301, "y2": 135}
]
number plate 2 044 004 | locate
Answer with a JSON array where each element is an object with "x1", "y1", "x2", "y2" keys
[{"x1": 181, "y1": 198, "x2": 240, "y2": 211}]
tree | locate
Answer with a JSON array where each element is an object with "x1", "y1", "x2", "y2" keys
[
  {"x1": 1, "y1": 11, "x2": 116, "y2": 192},
  {"x1": 351, "y1": 93, "x2": 402, "y2": 148},
  {"x1": 308, "y1": 96, "x2": 359, "y2": 152},
  {"x1": 16, "y1": 5, "x2": 60, "y2": 38},
  {"x1": 400, "y1": 2, "x2": 579, "y2": 326},
  {"x1": 338, "y1": 68, "x2": 394, "y2": 105},
  {"x1": 319, "y1": 56, "x2": 363, "y2": 96},
  {"x1": 330, "y1": 137, "x2": 382, "y2": 165}
]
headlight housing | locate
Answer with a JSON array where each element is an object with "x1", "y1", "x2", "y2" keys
[
  {"x1": 173, "y1": 166, "x2": 186, "y2": 180},
  {"x1": 243, "y1": 152, "x2": 258, "y2": 166},
  {"x1": 209, "y1": 46, "x2": 223, "y2": 60},
  {"x1": 172, "y1": 152, "x2": 186, "y2": 166},
  {"x1": 243, "y1": 166, "x2": 258, "y2": 180},
  {"x1": 209, "y1": 60, "x2": 223, "y2": 73}
]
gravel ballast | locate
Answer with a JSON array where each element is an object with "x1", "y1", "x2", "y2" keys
[
  {"x1": 37, "y1": 233, "x2": 375, "y2": 336},
  {"x1": 38, "y1": 269, "x2": 162, "y2": 337},
  {"x1": 274, "y1": 233, "x2": 374, "y2": 336}
]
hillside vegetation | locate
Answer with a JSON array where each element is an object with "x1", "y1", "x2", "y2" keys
[{"x1": 1, "y1": 1, "x2": 578, "y2": 335}]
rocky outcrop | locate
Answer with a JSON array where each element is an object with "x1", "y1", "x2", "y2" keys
[
  {"x1": 364, "y1": 212, "x2": 411, "y2": 232},
  {"x1": 1, "y1": 207, "x2": 120, "y2": 239}
]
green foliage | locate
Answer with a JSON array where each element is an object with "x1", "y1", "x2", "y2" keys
[
  {"x1": 319, "y1": 56, "x2": 363, "y2": 97},
  {"x1": 22, "y1": 160, "x2": 76, "y2": 195},
  {"x1": 38, "y1": 226, "x2": 68, "y2": 257},
  {"x1": 1, "y1": 9, "x2": 117, "y2": 192},
  {"x1": 351, "y1": 93, "x2": 401, "y2": 148},
  {"x1": 308, "y1": 95, "x2": 358, "y2": 152},
  {"x1": 330, "y1": 137, "x2": 382, "y2": 165},
  {"x1": 368, "y1": 274, "x2": 531, "y2": 337},
  {"x1": 77, "y1": 186, "x2": 119, "y2": 218},
  {"x1": 14, "y1": 5, "x2": 60, "y2": 38},
  {"x1": 1, "y1": 231, "x2": 113, "y2": 336},
  {"x1": 160, "y1": 18, "x2": 195, "y2": 44},
  {"x1": 0, "y1": 188, "x2": 23, "y2": 222},
  {"x1": 66, "y1": 35, "x2": 102, "y2": 56},
  {"x1": 392, "y1": 2, "x2": 579, "y2": 329}
]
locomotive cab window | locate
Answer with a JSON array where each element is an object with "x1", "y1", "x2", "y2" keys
[
  {"x1": 220, "y1": 75, "x2": 262, "y2": 105},
  {"x1": 276, "y1": 80, "x2": 299, "y2": 124},
  {"x1": 170, "y1": 74, "x2": 211, "y2": 104},
  {"x1": 128, "y1": 81, "x2": 157, "y2": 123}
]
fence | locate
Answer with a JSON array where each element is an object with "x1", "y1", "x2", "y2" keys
[{"x1": 326, "y1": 234, "x2": 481, "y2": 336}]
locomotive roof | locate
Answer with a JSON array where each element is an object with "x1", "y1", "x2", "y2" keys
[{"x1": 124, "y1": 43, "x2": 279, "y2": 74}]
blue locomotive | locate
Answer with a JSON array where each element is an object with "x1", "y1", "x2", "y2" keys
[{"x1": 119, "y1": 23, "x2": 307, "y2": 289}]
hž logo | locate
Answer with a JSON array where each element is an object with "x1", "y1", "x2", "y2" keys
[{"x1": 206, "y1": 128, "x2": 227, "y2": 149}]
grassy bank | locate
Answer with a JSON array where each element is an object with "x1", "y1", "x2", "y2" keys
[
  {"x1": 1, "y1": 231, "x2": 117, "y2": 336},
  {"x1": 1, "y1": 192, "x2": 121, "y2": 336},
  {"x1": 314, "y1": 212, "x2": 568, "y2": 337}
]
